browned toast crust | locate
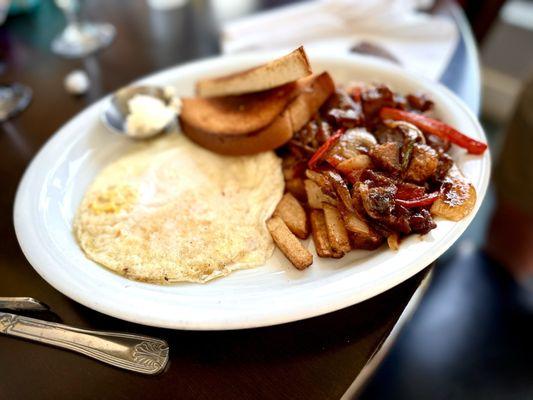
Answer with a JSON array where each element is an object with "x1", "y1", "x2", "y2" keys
[
  {"x1": 196, "y1": 47, "x2": 312, "y2": 98},
  {"x1": 180, "y1": 72, "x2": 335, "y2": 155},
  {"x1": 180, "y1": 82, "x2": 300, "y2": 136},
  {"x1": 180, "y1": 114, "x2": 294, "y2": 156}
]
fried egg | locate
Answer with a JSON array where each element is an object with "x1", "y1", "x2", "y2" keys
[{"x1": 74, "y1": 134, "x2": 284, "y2": 283}]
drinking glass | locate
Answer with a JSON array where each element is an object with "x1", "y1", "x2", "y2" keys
[
  {"x1": 0, "y1": 83, "x2": 32, "y2": 122},
  {"x1": 52, "y1": 0, "x2": 115, "y2": 58},
  {"x1": 1, "y1": 0, "x2": 32, "y2": 122},
  {"x1": 0, "y1": 0, "x2": 9, "y2": 25}
]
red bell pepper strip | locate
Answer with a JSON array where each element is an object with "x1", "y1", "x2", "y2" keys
[
  {"x1": 396, "y1": 183, "x2": 426, "y2": 200},
  {"x1": 308, "y1": 130, "x2": 343, "y2": 170},
  {"x1": 380, "y1": 107, "x2": 487, "y2": 155},
  {"x1": 325, "y1": 153, "x2": 344, "y2": 168},
  {"x1": 349, "y1": 86, "x2": 362, "y2": 102},
  {"x1": 395, "y1": 192, "x2": 439, "y2": 208}
]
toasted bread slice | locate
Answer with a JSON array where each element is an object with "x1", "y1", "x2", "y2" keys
[
  {"x1": 196, "y1": 47, "x2": 312, "y2": 98},
  {"x1": 180, "y1": 82, "x2": 300, "y2": 136},
  {"x1": 181, "y1": 72, "x2": 335, "y2": 155}
]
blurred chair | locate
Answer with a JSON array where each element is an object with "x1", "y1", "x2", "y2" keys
[
  {"x1": 458, "y1": 0, "x2": 508, "y2": 42},
  {"x1": 486, "y1": 76, "x2": 533, "y2": 281}
]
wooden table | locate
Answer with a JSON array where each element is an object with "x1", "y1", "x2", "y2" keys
[{"x1": 0, "y1": 1, "x2": 479, "y2": 399}]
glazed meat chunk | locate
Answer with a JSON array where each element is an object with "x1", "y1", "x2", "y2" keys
[
  {"x1": 369, "y1": 142, "x2": 401, "y2": 173},
  {"x1": 404, "y1": 144, "x2": 438, "y2": 183}
]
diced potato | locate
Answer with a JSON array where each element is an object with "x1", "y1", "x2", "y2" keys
[
  {"x1": 310, "y1": 209, "x2": 333, "y2": 258},
  {"x1": 267, "y1": 217, "x2": 313, "y2": 270},
  {"x1": 336, "y1": 155, "x2": 372, "y2": 175},
  {"x1": 274, "y1": 193, "x2": 309, "y2": 239},
  {"x1": 285, "y1": 178, "x2": 307, "y2": 202},
  {"x1": 322, "y1": 203, "x2": 351, "y2": 255},
  {"x1": 350, "y1": 231, "x2": 383, "y2": 250},
  {"x1": 304, "y1": 179, "x2": 337, "y2": 209}
]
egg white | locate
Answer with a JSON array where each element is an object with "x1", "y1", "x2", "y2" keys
[{"x1": 74, "y1": 134, "x2": 284, "y2": 284}]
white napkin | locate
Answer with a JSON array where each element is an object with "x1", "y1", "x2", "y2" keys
[{"x1": 221, "y1": 0, "x2": 459, "y2": 81}]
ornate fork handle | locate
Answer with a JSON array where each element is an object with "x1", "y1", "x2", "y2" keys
[{"x1": 0, "y1": 312, "x2": 169, "y2": 374}]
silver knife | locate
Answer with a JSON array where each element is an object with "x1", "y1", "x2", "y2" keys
[
  {"x1": 0, "y1": 311, "x2": 169, "y2": 374},
  {"x1": 0, "y1": 297, "x2": 49, "y2": 311}
]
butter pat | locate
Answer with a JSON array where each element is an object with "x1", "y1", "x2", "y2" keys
[{"x1": 125, "y1": 94, "x2": 178, "y2": 138}]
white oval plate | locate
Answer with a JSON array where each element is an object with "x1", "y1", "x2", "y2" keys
[{"x1": 14, "y1": 53, "x2": 490, "y2": 330}]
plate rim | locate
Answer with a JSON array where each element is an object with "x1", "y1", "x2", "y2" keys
[{"x1": 13, "y1": 52, "x2": 491, "y2": 330}]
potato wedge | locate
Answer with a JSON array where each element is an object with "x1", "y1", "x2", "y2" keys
[
  {"x1": 304, "y1": 179, "x2": 337, "y2": 209},
  {"x1": 274, "y1": 193, "x2": 309, "y2": 239},
  {"x1": 350, "y1": 231, "x2": 383, "y2": 250},
  {"x1": 305, "y1": 179, "x2": 323, "y2": 209},
  {"x1": 285, "y1": 178, "x2": 307, "y2": 202},
  {"x1": 267, "y1": 217, "x2": 313, "y2": 270},
  {"x1": 310, "y1": 209, "x2": 333, "y2": 257},
  {"x1": 322, "y1": 203, "x2": 351, "y2": 255}
]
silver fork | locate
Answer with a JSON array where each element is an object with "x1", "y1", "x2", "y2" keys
[{"x1": 0, "y1": 297, "x2": 169, "y2": 375}]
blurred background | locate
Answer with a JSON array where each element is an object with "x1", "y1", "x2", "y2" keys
[
  {"x1": 363, "y1": 2, "x2": 533, "y2": 398},
  {"x1": 1, "y1": 0, "x2": 532, "y2": 398}
]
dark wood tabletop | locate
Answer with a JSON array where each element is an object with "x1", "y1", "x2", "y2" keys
[{"x1": 0, "y1": 1, "x2": 479, "y2": 399}]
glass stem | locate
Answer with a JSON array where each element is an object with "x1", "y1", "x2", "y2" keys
[{"x1": 64, "y1": 0, "x2": 82, "y2": 26}]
